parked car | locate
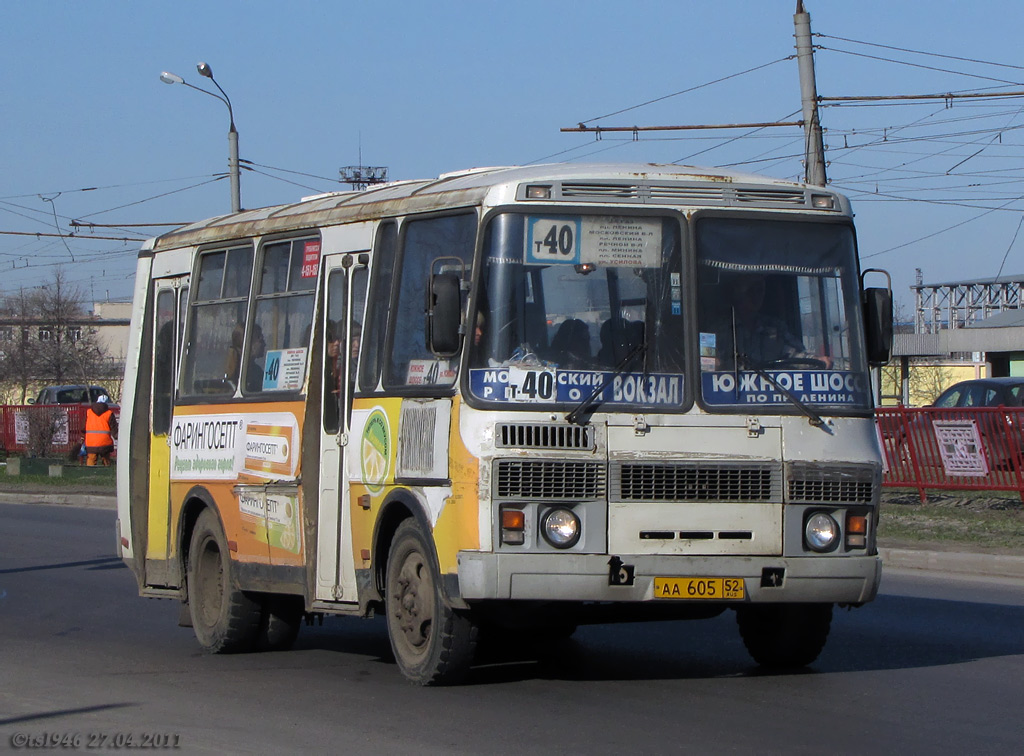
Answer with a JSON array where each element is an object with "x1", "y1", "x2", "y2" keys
[
  {"x1": 29, "y1": 385, "x2": 113, "y2": 405},
  {"x1": 893, "y1": 378, "x2": 1024, "y2": 471},
  {"x1": 930, "y1": 377, "x2": 1024, "y2": 409}
]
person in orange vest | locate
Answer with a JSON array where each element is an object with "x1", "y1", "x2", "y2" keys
[{"x1": 84, "y1": 396, "x2": 118, "y2": 466}]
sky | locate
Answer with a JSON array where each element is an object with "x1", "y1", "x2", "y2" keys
[{"x1": 4, "y1": 0, "x2": 1024, "y2": 314}]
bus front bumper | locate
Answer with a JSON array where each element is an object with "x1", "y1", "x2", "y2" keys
[{"x1": 456, "y1": 552, "x2": 881, "y2": 604}]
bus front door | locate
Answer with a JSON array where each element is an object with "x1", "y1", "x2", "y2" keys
[
  {"x1": 146, "y1": 277, "x2": 188, "y2": 587},
  {"x1": 315, "y1": 254, "x2": 367, "y2": 603}
]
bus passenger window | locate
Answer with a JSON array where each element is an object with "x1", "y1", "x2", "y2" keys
[
  {"x1": 182, "y1": 246, "x2": 253, "y2": 397},
  {"x1": 244, "y1": 238, "x2": 317, "y2": 395},
  {"x1": 359, "y1": 223, "x2": 397, "y2": 393},
  {"x1": 152, "y1": 289, "x2": 176, "y2": 434}
]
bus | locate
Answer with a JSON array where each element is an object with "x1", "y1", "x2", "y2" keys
[{"x1": 116, "y1": 163, "x2": 892, "y2": 684}]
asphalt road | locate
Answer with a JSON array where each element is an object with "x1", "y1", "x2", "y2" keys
[{"x1": 1, "y1": 502, "x2": 1023, "y2": 755}]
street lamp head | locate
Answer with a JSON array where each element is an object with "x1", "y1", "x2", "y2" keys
[
  {"x1": 159, "y1": 71, "x2": 184, "y2": 85},
  {"x1": 197, "y1": 62, "x2": 213, "y2": 79}
]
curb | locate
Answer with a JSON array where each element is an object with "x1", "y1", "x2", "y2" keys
[
  {"x1": 879, "y1": 547, "x2": 1024, "y2": 580},
  {"x1": 0, "y1": 492, "x2": 116, "y2": 510}
]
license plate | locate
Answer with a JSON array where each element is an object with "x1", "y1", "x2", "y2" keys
[{"x1": 653, "y1": 577, "x2": 745, "y2": 600}]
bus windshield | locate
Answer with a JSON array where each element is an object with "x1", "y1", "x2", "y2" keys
[
  {"x1": 468, "y1": 212, "x2": 686, "y2": 410},
  {"x1": 695, "y1": 216, "x2": 870, "y2": 411}
]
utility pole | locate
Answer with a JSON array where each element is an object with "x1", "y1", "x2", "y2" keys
[{"x1": 794, "y1": 0, "x2": 827, "y2": 186}]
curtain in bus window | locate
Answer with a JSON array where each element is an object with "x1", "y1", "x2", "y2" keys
[{"x1": 385, "y1": 214, "x2": 475, "y2": 388}]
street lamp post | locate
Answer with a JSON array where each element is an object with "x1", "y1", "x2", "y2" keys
[{"x1": 160, "y1": 62, "x2": 241, "y2": 213}]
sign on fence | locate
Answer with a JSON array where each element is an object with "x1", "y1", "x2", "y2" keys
[{"x1": 933, "y1": 419, "x2": 989, "y2": 477}]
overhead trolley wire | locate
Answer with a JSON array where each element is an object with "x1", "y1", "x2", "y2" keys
[
  {"x1": 815, "y1": 33, "x2": 1024, "y2": 73},
  {"x1": 576, "y1": 56, "x2": 793, "y2": 125},
  {"x1": 817, "y1": 45, "x2": 1023, "y2": 87},
  {"x1": 861, "y1": 196, "x2": 1023, "y2": 259}
]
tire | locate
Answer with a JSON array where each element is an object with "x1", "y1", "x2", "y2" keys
[
  {"x1": 258, "y1": 595, "x2": 304, "y2": 652},
  {"x1": 187, "y1": 509, "x2": 262, "y2": 654},
  {"x1": 736, "y1": 603, "x2": 832, "y2": 669},
  {"x1": 385, "y1": 519, "x2": 478, "y2": 685}
]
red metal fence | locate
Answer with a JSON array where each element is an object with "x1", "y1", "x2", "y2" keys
[
  {"x1": 0, "y1": 404, "x2": 120, "y2": 459},
  {"x1": 876, "y1": 406, "x2": 1024, "y2": 501}
]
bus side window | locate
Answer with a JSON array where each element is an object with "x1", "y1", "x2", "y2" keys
[
  {"x1": 245, "y1": 238, "x2": 317, "y2": 395},
  {"x1": 324, "y1": 266, "x2": 368, "y2": 434},
  {"x1": 182, "y1": 246, "x2": 253, "y2": 397},
  {"x1": 349, "y1": 267, "x2": 367, "y2": 402},
  {"x1": 359, "y1": 223, "x2": 396, "y2": 392},
  {"x1": 152, "y1": 289, "x2": 176, "y2": 434},
  {"x1": 385, "y1": 213, "x2": 475, "y2": 388},
  {"x1": 324, "y1": 270, "x2": 347, "y2": 434}
]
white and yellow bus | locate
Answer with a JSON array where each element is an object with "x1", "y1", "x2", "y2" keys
[{"x1": 117, "y1": 163, "x2": 892, "y2": 684}]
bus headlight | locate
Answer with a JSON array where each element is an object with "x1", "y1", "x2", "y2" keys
[
  {"x1": 804, "y1": 512, "x2": 839, "y2": 552},
  {"x1": 540, "y1": 508, "x2": 581, "y2": 549}
]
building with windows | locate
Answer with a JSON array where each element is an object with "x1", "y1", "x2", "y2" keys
[
  {"x1": 0, "y1": 300, "x2": 131, "y2": 402},
  {"x1": 887, "y1": 273, "x2": 1024, "y2": 405}
]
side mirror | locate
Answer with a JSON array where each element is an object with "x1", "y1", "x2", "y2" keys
[
  {"x1": 428, "y1": 273, "x2": 462, "y2": 357},
  {"x1": 26, "y1": 398, "x2": 35, "y2": 405},
  {"x1": 863, "y1": 287, "x2": 893, "y2": 367}
]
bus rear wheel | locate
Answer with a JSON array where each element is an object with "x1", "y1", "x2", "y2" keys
[
  {"x1": 385, "y1": 519, "x2": 478, "y2": 685},
  {"x1": 736, "y1": 603, "x2": 832, "y2": 669},
  {"x1": 187, "y1": 509, "x2": 261, "y2": 653}
]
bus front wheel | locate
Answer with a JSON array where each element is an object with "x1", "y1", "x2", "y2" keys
[
  {"x1": 187, "y1": 509, "x2": 261, "y2": 653},
  {"x1": 385, "y1": 519, "x2": 478, "y2": 685},
  {"x1": 735, "y1": 603, "x2": 832, "y2": 669}
]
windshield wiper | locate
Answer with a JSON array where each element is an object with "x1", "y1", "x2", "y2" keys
[
  {"x1": 737, "y1": 353, "x2": 827, "y2": 429},
  {"x1": 565, "y1": 341, "x2": 647, "y2": 426}
]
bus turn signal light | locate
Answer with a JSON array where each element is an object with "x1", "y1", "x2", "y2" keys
[
  {"x1": 846, "y1": 513, "x2": 867, "y2": 549},
  {"x1": 501, "y1": 508, "x2": 526, "y2": 545}
]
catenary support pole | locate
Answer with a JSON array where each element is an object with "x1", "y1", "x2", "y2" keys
[{"x1": 794, "y1": 1, "x2": 827, "y2": 186}]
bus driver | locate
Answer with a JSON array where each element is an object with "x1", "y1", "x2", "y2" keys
[{"x1": 719, "y1": 274, "x2": 806, "y2": 368}]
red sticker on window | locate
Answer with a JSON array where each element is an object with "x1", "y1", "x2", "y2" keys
[{"x1": 300, "y1": 241, "x2": 321, "y2": 278}]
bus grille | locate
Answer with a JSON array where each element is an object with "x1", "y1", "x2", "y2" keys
[
  {"x1": 554, "y1": 182, "x2": 811, "y2": 208},
  {"x1": 735, "y1": 188, "x2": 805, "y2": 204},
  {"x1": 787, "y1": 462, "x2": 878, "y2": 504},
  {"x1": 494, "y1": 460, "x2": 606, "y2": 499},
  {"x1": 495, "y1": 423, "x2": 594, "y2": 450},
  {"x1": 611, "y1": 461, "x2": 782, "y2": 502},
  {"x1": 561, "y1": 182, "x2": 642, "y2": 199}
]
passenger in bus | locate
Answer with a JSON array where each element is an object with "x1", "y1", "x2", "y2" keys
[
  {"x1": 323, "y1": 321, "x2": 342, "y2": 428},
  {"x1": 349, "y1": 321, "x2": 362, "y2": 367},
  {"x1": 597, "y1": 319, "x2": 644, "y2": 367},
  {"x1": 718, "y1": 274, "x2": 805, "y2": 368},
  {"x1": 325, "y1": 320, "x2": 342, "y2": 396},
  {"x1": 548, "y1": 318, "x2": 592, "y2": 368},
  {"x1": 244, "y1": 325, "x2": 267, "y2": 392},
  {"x1": 225, "y1": 321, "x2": 245, "y2": 387}
]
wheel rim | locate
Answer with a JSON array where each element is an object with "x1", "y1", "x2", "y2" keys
[
  {"x1": 390, "y1": 546, "x2": 434, "y2": 659},
  {"x1": 195, "y1": 537, "x2": 224, "y2": 629}
]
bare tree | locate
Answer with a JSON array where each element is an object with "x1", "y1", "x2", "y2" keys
[
  {"x1": 0, "y1": 288, "x2": 40, "y2": 404},
  {"x1": 0, "y1": 268, "x2": 110, "y2": 402},
  {"x1": 881, "y1": 360, "x2": 960, "y2": 407}
]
